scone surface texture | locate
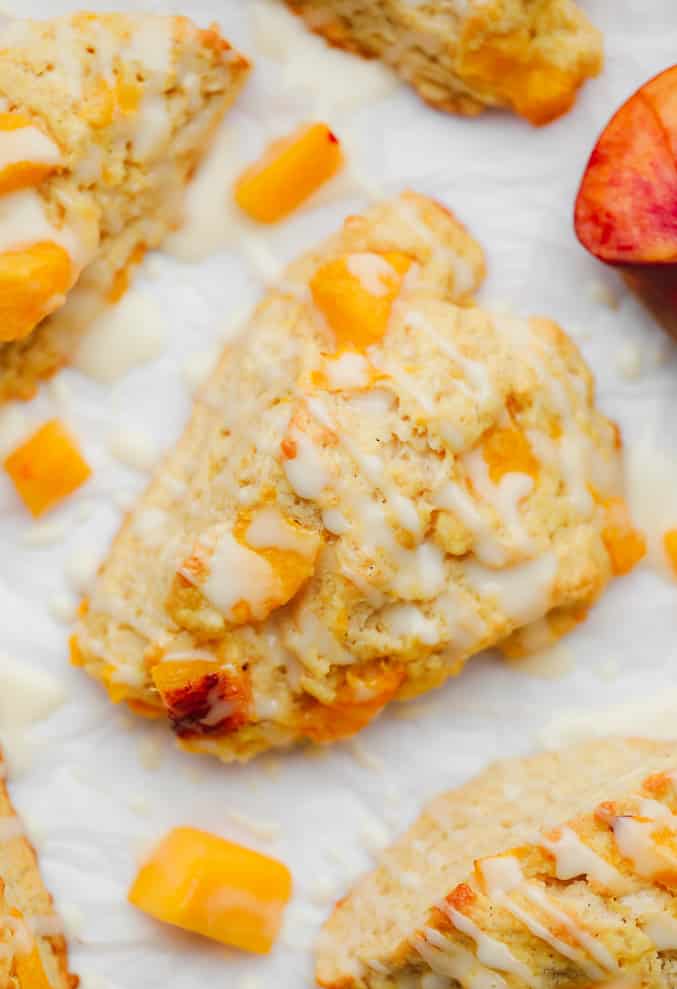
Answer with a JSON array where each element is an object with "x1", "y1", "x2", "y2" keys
[
  {"x1": 284, "y1": 0, "x2": 603, "y2": 124},
  {"x1": 73, "y1": 191, "x2": 628, "y2": 762},
  {"x1": 0, "y1": 751, "x2": 76, "y2": 988},
  {"x1": 316, "y1": 737, "x2": 677, "y2": 989},
  {"x1": 0, "y1": 11, "x2": 249, "y2": 400}
]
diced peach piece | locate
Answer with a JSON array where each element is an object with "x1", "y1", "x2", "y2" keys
[
  {"x1": 236, "y1": 510, "x2": 321, "y2": 615},
  {"x1": 234, "y1": 123, "x2": 343, "y2": 223},
  {"x1": 575, "y1": 66, "x2": 677, "y2": 335},
  {"x1": 482, "y1": 426, "x2": 539, "y2": 483},
  {"x1": 151, "y1": 660, "x2": 251, "y2": 738},
  {"x1": 4, "y1": 419, "x2": 91, "y2": 518},
  {"x1": 0, "y1": 241, "x2": 73, "y2": 342},
  {"x1": 310, "y1": 251, "x2": 411, "y2": 352},
  {"x1": 301, "y1": 662, "x2": 404, "y2": 743},
  {"x1": 663, "y1": 528, "x2": 677, "y2": 576},
  {"x1": 12, "y1": 943, "x2": 52, "y2": 989},
  {"x1": 0, "y1": 112, "x2": 61, "y2": 195},
  {"x1": 9, "y1": 908, "x2": 51, "y2": 989},
  {"x1": 129, "y1": 827, "x2": 292, "y2": 954},
  {"x1": 601, "y1": 496, "x2": 646, "y2": 576},
  {"x1": 458, "y1": 28, "x2": 596, "y2": 127}
]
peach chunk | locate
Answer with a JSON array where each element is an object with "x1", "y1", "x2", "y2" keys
[
  {"x1": 482, "y1": 426, "x2": 539, "y2": 484},
  {"x1": 601, "y1": 496, "x2": 646, "y2": 576},
  {"x1": 129, "y1": 827, "x2": 292, "y2": 954},
  {"x1": 663, "y1": 528, "x2": 677, "y2": 576},
  {"x1": 234, "y1": 122, "x2": 343, "y2": 223},
  {"x1": 0, "y1": 241, "x2": 73, "y2": 342},
  {"x1": 4, "y1": 419, "x2": 91, "y2": 517},
  {"x1": 301, "y1": 662, "x2": 405, "y2": 743},
  {"x1": 458, "y1": 31, "x2": 597, "y2": 126},
  {"x1": 575, "y1": 66, "x2": 677, "y2": 335},
  {"x1": 310, "y1": 251, "x2": 411, "y2": 352},
  {"x1": 151, "y1": 660, "x2": 251, "y2": 738},
  {"x1": 0, "y1": 112, "x2": 61, "y2": 195}
]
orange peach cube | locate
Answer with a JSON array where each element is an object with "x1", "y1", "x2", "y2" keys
[
  {"x1": 310, "y1": 251, "x2": 411, "y2": 352},
  {"x1": 482, "y1": 426, "x2": 540, "y2": 483},
  {"x1": 663, "y1": 529, "x2": 677, "y2": 576},
  {"x1": 4, "y1": 419, "x2": 91, "y2": 517},
  {"x1": 129, "y1": 827, "x2": 293, "y2": 954},
  {"x1": 0, "y1": 241, "x2": 73, "y2": 342},
  {"x1": 234, "y1": 122, "x2": 343, "y2": 223}
]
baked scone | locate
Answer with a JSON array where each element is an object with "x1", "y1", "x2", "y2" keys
[
  {"x1": 316, "y1": 737, "x2": 677, "y2": 989},
  {"x1": 72, "y1": 191, "x2": 636, "y2": 763},
  {"x1": 0, "y1": 753, "x2": 76, "y2": 988},
  {"x1": 284, "y1": 0, "x2": 602, "y2": 124},
  {"x1": 0, "y1": 12, "x2": 249, "y2": 401}
]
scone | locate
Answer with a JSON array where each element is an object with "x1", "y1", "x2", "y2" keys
[
  {"x1": 0, "y1": 12, "x2": 249, "y2": 401},
  {"x1": 0, "y1": 752, "x2": 76, "y2": 988},
  {"x1": 72, "y1": 191, "x2": 637, "y2": 764},
  {"x1": 315, "y1": 737, "x2": 677, "y2": 989},
  {"x1": 284, "y1": 0, "x2": 602, "y2": 124}
]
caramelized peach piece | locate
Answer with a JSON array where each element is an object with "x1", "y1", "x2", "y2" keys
[
  {"x1": 482, "y1": 426, "x2": 539, "y2": 483},
  {"x1": 129, "y1": 827, "x2": 292, "y2": 954},
  {"x1": 0, "y1": 112, "x2": 61, "y2": 195},
  {"x1": 151, "y1": 660, "x2": 251, "y2": 738},
  {"x1": 311, "y1": 251, "x2": 411, "y2": 352},
  {"x1": 4, "y1": 419, "x2": 91, "y2": 518},
  {"x1": 235, "y1": 122, "x2": 343, "y2": 223},
  {"x1": 0, "y1": 241, "x2": 72, "y2": 342},
  {"x1": 663, "y1": 528, "x2": 677, "y2": 576},
  {"x1": 575, "y1": 66, "x2": 677, "y2": 335}
]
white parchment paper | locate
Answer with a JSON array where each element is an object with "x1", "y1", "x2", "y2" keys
[{"x1": 1, "y1": 2, "x2": 677, "y2": 987}]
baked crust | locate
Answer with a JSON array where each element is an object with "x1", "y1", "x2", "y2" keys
[
  {"x1": 284, "y1": 0, "x2": 602, "y2": 124},
  {"x1": 72, "y1": 192, "x2": 631, "y2": 763}
]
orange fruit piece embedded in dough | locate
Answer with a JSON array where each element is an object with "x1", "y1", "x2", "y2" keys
[
  {"x1": 0, "y1": 112, "x2": 61, "y2": 195},
  {"x1": 601, "y1": 497, "x2": 646, "y2": 576},
  {"x1": 4, "y1": 419, "x2": 91, "y2": 518},
  {"x1": 0, "y1": 241, "x2": 73, "y2": 342},
  {"x1": 128, "y1": 827, "x2": 293, "y2": 954},
  {"x1": 310, "y1": 250, "x2": 411, "y2": 352},
  {"x1": 482, "y1": 426, "x2": 539, "y2": 484},
  {"x1": 234, "y1": 122, "x2": 344, "y2": 223}
]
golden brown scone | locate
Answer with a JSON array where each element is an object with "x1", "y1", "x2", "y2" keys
[
  {"x1": 0, "y1": 12, "x2": 249, "y2": 402},
  {"x1": 284, "y1": 0, "x2": 602, "y2": 124},
  {"x1": 71, "y1": 191, "x2": 637, "y2": 764},
  {"x1": 0, "y1": 753, "x2": 77, "y2": 988},
  {"x1": 316, "y1": 737, "x2": 677, "y2": 989}
]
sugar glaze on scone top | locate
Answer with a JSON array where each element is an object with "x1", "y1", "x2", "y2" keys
[
  {"x1": 315, "y1": 739, "x2": 677, "y2": 989},
  {"x1": 72, "y1": 192, "x2": 640, "y2": 762},
  {"x1": 0, "y1": 12, "x2": 249, "y2": 399}
]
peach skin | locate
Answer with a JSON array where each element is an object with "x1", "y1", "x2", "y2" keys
[{"x1": 575, "y1": 65, "x2": 677, "y2": 336}]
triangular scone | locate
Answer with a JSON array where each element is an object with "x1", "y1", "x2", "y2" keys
[
  {"x1": 72, "y1": 191, "x2": 635, "y2": 763},
  {"x1": 0, "y1": 753, "x2": 76, "y2": 988},
  {"x1": 316, "y1": 738, "x2": 677, "y2": 989},
  {"x1": 284, "y1": 0, "x2": 602, "y2": 124},
  {"x1": 0, "y1": 12, "x2": 249, "y2": 401}
]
